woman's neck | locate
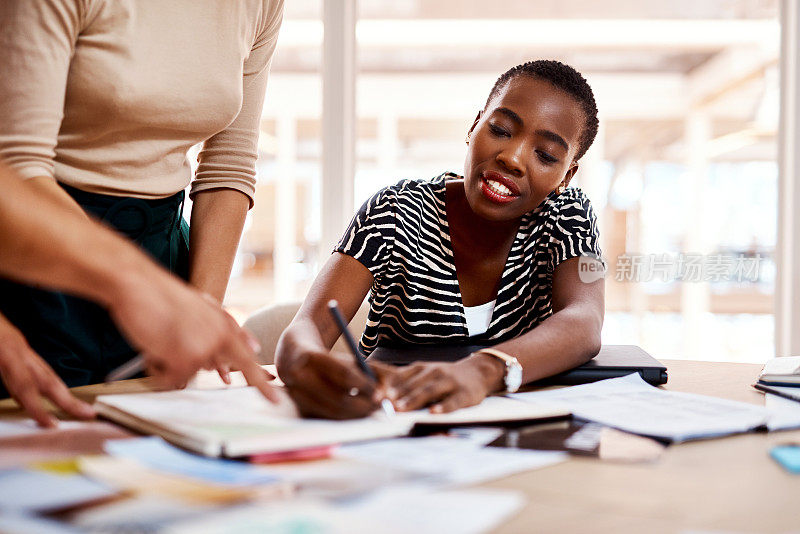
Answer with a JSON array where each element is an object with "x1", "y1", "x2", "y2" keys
[{"x1": 445, "y1": 179, "x2": 520, "y2": 249}]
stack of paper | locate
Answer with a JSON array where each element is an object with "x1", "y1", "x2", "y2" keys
[{"x1": 512, "y1": 373, "x2": 772, "y2": 442}]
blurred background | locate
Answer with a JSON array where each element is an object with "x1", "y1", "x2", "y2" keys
[{"x1": 199, "y1": 0, "x2": 782, "y2": 363}]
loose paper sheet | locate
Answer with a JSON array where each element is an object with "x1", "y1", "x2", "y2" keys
[
  {"x1": 165, "y1": 488, "x2": 525, "y2": 534},
  {"x1": 765, "y1": 393, "x2": 800, "y2": 431},
  {"x1": 0, "y1": 419, "x2": 93, "y2": 439},
  {"x1": 511, "y1": 373, "x2": 770, "y2": 442},
  {"x1": 335, "y1": 435, "x2": 566, "y2": 486},
  {"x1": 0, "y1": 468, "x2": 116, "y2": 513}
]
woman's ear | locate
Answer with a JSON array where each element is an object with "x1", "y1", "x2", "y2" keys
[
  {"x1": 563, "y1": 162, "x2": 579, "y2": 188},
  {"x1": 466, "y1": 111, "x2": 482, "y2": 143}
]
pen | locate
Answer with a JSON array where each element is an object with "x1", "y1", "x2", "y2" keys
[
  {"x1": 105, "y1": 354, "x2": 146, "y2": 382},
  {"x1": 327, "y1": 300, "x2": 395, "y2": 417}
]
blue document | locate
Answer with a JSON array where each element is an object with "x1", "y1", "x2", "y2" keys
[{"x1": 105, "y1": 437, "x2": 280, "y2": 486}]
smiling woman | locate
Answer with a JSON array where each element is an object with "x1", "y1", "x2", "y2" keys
[{"x1": 275, "y1": 60, "x2": 605, "y2": 420}]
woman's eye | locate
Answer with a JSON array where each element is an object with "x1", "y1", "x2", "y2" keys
[
  {"x1": 488, "y1": 124, "x2": 510, "y2": 137},
  {"x1": 537, "y1": 151, "x2": 558, "y2": 164}
]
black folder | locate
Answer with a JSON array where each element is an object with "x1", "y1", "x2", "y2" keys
[{"x1": 367, "y1": 344, "x2": 668, "y2": 386}]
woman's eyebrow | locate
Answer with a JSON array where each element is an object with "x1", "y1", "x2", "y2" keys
[
  {"x1": 535, "y1": 129, "x2": 569, "y2": 151},
  {"x1": 495, "y1": 107, "x2": 523, "y2": 125},
  {"x1": 494, "y1": 107, "x2": 569, "y2": 151}
]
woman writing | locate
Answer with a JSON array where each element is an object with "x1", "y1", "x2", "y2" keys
[
  {"x1": 276, "y1": 60, "x2": 605, "y2": 419},
  {"x1": 0, "y1": 0, "x2": 283, "y2": 394}
]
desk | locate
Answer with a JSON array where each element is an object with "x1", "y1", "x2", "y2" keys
[
  {"x1": 1, "y1": 360, "x2": 799, "y2": 533},
  {"x1": 489, "y1": 360, "x2": 800, "y2": 533}
]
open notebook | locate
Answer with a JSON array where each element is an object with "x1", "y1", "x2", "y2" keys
[{"x1": 94, "y1": 387, "x2": 568, "y2": 458}]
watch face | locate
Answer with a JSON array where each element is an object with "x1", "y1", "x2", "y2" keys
[{"x1": 506, "y1": 361, "x2": 523, "y2": 393}]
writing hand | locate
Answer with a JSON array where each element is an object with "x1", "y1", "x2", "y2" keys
[{"x1": 280, "y1": 351, "x2": 386, "y2": 419}]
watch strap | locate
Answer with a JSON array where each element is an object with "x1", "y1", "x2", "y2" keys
[
  {"x1": 474, "y1": 348, "x2": 516, "y2": 364},
  {"x1": 474, "y1": 348, "x2": 522, "y2": 393}
]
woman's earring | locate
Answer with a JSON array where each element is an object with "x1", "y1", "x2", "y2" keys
[
  {"x1": 465, "y1": 133, "x2": 471, "y2": 144},
  {"x1": 556, "y1": 183, "x2": 565, "y2": 194}
]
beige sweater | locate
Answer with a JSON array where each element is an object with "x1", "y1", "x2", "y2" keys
[{"x1": 0, "y1": 0, "x2": 284, "y2": 203}]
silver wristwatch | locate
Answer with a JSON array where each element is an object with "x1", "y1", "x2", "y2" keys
[{"x1": 476, "y1": 348, "x2": 523, "y2": 393}]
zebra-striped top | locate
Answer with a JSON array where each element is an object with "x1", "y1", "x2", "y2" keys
[{"x1": 335, "y1": 172, "x2": 602, "y2": 355}]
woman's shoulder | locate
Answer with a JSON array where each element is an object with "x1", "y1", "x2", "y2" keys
[
  {"x1": 372, "y1": 172, "x2": 454, "y2": 202},
  {"x1": 538, "y1": 186, "x2": 595, "y2": 218}
]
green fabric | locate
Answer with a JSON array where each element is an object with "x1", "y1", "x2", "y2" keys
[{"x1": 0, "y1": 184, "x2": 189, "y2": 396}]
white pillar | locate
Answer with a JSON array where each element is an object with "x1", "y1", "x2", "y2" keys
[
  {"x1": 273, "y1": 114, "x2": 297, "y2": 301},
  {"x1": 619, "y1": 159, "x2": 646, "y2": 345},
  {"x1": 377, "y1": 113, "x2": 399, "y2": 174},
  {"x1": 776, "y1": 0, "x2": 800, "y2": 356},
  {"x1": 320, "y1": 0, "x2": 357, "y2": 257},
  {"x1": 681, "y1": 111, "x2": 712, "y2": 359},
  {"x1": 578, "y1": 121, "x2": 607, "y2": 223}
]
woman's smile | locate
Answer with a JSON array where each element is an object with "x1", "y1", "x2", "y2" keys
[{"x1": 480, "y1": 170, "x2": 520, "y2": 204}]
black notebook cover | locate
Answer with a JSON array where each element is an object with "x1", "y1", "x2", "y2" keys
[{"x1": 368, "y1": 344, "x2": 668, "y2": 386}]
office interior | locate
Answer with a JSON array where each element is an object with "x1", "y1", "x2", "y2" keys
[
  {"x1": 207, "y1": 0, "x2": 800, "y2": 364},
  {"x1": 5, "y1": 2, "x2": 800, "y2": 532}
]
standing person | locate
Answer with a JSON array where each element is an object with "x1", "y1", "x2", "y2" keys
[
  {"x1": 0, "y1": 162, "x2": 278, "y2": 427},
  {"x1": 0, "y1": 0, "x2": 284, "y2": 391},
  {"x1": 276, "y1": 60, "x2": 605, "y2": 419}
]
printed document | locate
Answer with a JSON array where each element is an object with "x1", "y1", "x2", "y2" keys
[
  {"x1": 335, "y1": 435, "x2": 566, "y2": 486},
  {"x1": 511, "y1": 373, "x2": 770, "y2": 442}
]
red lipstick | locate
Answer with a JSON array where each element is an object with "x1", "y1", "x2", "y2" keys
[{"x1": 480, "y1": 171, "x2": 520, "y2": 204}]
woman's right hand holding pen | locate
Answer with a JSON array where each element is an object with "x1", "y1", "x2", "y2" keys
[
  {"x1": 275, "y1": 253, "x2": 395, "y2": 419},
  {"x1": 278, "y1": 346, "x2": 395, "y2": 419}
]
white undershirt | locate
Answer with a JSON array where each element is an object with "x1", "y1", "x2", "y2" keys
[{"x1": 464, "y1": 300, "x2": 496, "y2": 337}]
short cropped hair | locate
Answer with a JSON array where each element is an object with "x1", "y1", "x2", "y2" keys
[{"x1": 486, "y1": 60, "x2": 599, "y2": 160}]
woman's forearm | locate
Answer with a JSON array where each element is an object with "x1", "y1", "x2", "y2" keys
[
  {"x1": 188, "y1": 188, "x2": 250, "y2": 301},
  {"x1": 500, "y1": 305, "x2": 602, "y2": 382},
  {"x1": 275, "y1": 317, "x2": 327, "y2": 369},
  {"x1": 464, "y1": 305, "x2": 603, "y2": 391},
  {"x1": 0, "y1": 166, "x2": 147, "y2": 305}
]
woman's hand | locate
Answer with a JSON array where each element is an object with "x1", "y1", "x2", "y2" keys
[
  {"x1": 0, "y1": 313, "x2": 95, "y2": 427},
  {"x1": 382, "y1": 356, "x2": 504, "y2": 414},
  {"x1": 280, "y1": 350, "x2": 393, "y2": 420},
  {"x1": 108, "y1": 271, "x2": 278, "y2": 402}
]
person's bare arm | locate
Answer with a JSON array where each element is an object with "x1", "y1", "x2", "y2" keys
[
  {"x1": 0, "y1": 162, "x2": 278, "y2": 424},
  {"x1": 24, "y1": 176, "x2": 88, "y2": 218},
  {"x1": 386, "y1": 257, "x2": 605, "y2": 413},
  {"x1": 187, "y1": 3, "x2": 282, "y2": 302},
  {"x1": 187, "y1": 189, "x2": 250, "y2": 301}
]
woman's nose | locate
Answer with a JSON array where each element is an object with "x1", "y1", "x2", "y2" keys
[{"x1": 496, "y1": 142, "x2": 525, "y2": 176}]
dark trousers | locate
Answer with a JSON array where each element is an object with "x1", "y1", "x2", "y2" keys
[{"x1": 0, "y1": 184, "x2": 190, "y2": 396}]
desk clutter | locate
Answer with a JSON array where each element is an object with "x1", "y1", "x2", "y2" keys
[
  {"x1": 752, "y1": 356, "x2": 800, "y2": 474},
  {"x1": 3, "y1": 359, "x2": 800, "y2": 532},
  {"x1": 754, "y1": 356, "x2": 800, "y2": 404}
]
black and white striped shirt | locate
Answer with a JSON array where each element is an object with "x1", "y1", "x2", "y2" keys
[{"x1": 335, "y1": 172, "x2": 602, "y2": 355}]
